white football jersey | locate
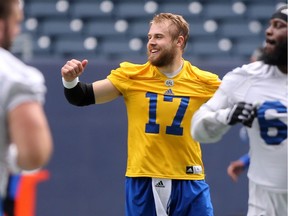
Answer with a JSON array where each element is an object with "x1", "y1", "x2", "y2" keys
[
  {"x1": 0, "y1": 48, "x2": 46, "y2": 196},
  {"x1": 192, "y1": 61, "x2": 287, "y2": 192}
]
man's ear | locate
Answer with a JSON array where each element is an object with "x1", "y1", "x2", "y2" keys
[{"x1": 177, "y1": 36, "x2": 184, "y2": 46}]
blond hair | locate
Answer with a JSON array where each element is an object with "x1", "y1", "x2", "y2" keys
[{"x1": 150, "y1": 13, "x2": 190, "y2": 51}]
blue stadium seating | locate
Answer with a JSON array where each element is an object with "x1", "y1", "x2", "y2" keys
[
  {"x1": 69, "y1": 2, "x2": 113, "y2": 20},
  {"x1": 40, "y1": 19, "x2": 76, "y2": 37},
  {"x1": 188, "y1": 38, "x2": 223, "y2": 56},
  {"x1": 19, "y1": 0, "x2": 286, "y2": 63},
  {"x1": 25, "y1": 2, "x2": 67, "y2": 19},
  {"x1": 234, "y1": 37, "x2": 264, "y2": 58},
  {"x1": 219, "y1": 20, "x2": 263, "y2": 38},
  {"x1": 54, "y1": 36, "x2": 95, "y2": 58},
  {"x1": 188, "y1": 20, "x2": 215, "y2": 37},
  {"x1": 203, "y1": 3, "x2": 241, "y2": 20},
  {"x1": 158, "y1": 2, "x2": 196, "y2": 18},
  {"x1": 128, "y1": 20, "x2": 150, "y2": 38},
  {"x1": 116, "y1": 2, "x2": 154, "y2": 19},
  {"x1": 84, "y1": 19, "x2": 124, "y2": 38},
  {"x1": 246, "y1": 3, "x2": 277, "y2": 19}
]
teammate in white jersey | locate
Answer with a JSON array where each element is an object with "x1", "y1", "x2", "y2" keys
[
  {"x1": 0, "y1": 0, "x2": 53, "y2": 214},
  {"x1": 227, "y1": 47, "x2": 264, "y2": 182},
  {"x1": 191, "y1": 5, "x2": 287, "y2": 216}
]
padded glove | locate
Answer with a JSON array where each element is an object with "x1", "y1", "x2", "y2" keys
[{"x1": 227, "y1": 102, "x2": 256, "y2": 127}]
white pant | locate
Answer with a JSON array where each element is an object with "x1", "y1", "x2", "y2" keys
[
  {"x1": 247, "y1": 180, "x2": 287, "y2": 216},
  {"x1": 152, "y1": 178, "x2": 172, "y2": 216}
]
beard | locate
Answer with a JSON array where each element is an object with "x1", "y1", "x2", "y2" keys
[
  {"x1": 147, "y1": 45, "x2": 176, "y2": 67},
  {"x1": 261, "y1": 39, "x2": 287, "y2": 66}
]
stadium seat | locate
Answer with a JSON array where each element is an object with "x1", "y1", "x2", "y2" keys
[
  {"x1": 69, "y1": 2, "x2": 113, "y2": 20},
  {"x1": 188, "y1": 38, "x2": 223, "y2": 56},
  {"x1": 219, "y1": 20, "x2": 261, "y2": 38},
  {"x1": 84, "y1": 19, "x2": 125, "y2": 38},
  {"x1": 234, "y1": 38, "x2": 264, "y2": 58},
  {"x1": 246, "y1": 4, "x2": 276, "y2": 19},
  {"x1": 30, "y1": 39, "x2": 52, "y2": 60},
  {"x1": 116, "y1": 2, "x2": 153, "y2": 19},
  {"x1": 188, "y1": 20, "x2": 214, "y2": 37},
  {"x1": 40, "y1": 19, "x2": 76, "y2": 37},
  {"x1": 128, "y1": 20, "x2": 150, "y2": 38},
  {"x1": 25, "y1": 2, "x2": 67, "y2": 19},
  {"x1": 54, "y1": 36, "x2": 98, "y2": 59},
  {"x1": 101, "y1": 38, "x2": 130, "y2": 55},
  {"x1": 25, "y1": 0, "x2": 59, "y2": 2},
  {"x1": 158, "y1": 2, "x2": 196, "y2": 18},
  {"x1": 202, "y1": 3, "x2": 241, "y2": 20}
]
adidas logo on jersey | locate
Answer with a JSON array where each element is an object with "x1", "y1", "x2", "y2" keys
[
  {"x1": 164, "y1": 89, "x2": 174, "y2": 95},
  {"x1": 186, "y1": 165, "x2": 202, "y2": 174},
  {"x1": 155, "y1": 180, "x2": 165, "y2": 188},
  {"x1": 186, "y1": 167, "x2": 194, "y2": 174}
]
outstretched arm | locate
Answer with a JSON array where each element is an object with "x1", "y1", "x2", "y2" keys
[{"x1": 61, "y1": 59, "x2": 121, "y2": 105}]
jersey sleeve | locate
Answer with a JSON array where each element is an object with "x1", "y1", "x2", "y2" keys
[
  {"x1": 107, "y1": 61, "x2": 150, "y2": 95},
  {"x1": 187, "y1": 63, "x2": 221, "y2": 97},
  {"x1": 190, "y1": 89, "x2": 232, "y2": 143},
  {"x1": 106, "y1": 65, "x2": 131, "y2": 95},
  {"x1": 239, "y1": 153, "x2": 250, "y2": 168},
  {"x1": 191, "y1": 66, "x2": 249, "y2": 143},
  {"x1": 5, "y1": 66, "x2": 46, "y2": 112}
]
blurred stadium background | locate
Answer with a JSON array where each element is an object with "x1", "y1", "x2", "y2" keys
[
  {"x1": 15, "y1": 0, "x2": 286, "y2": 63},
  {"x1": 14, "y1": 0, "x2": 286, "y2": 215}
]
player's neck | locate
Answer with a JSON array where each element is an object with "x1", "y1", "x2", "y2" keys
[{"x1": 158, "y1": 58, "x2": 184, "y2": 78}]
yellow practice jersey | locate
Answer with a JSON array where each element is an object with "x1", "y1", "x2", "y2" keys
[{"x1": 107, "y1": 60, "x2": 220, "y2": 180}]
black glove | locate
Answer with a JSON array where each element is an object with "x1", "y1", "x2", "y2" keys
[{"x1": 227, "y1": 102, "x2": 256, "y2": 127}]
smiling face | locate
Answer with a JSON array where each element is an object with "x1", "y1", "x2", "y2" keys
[
  {"x1": 146, "y1": 20, "x2": 178, "y2": 67},
  {"x1": 262, "y1": 16, "x2": 287, "y2": 67}
]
